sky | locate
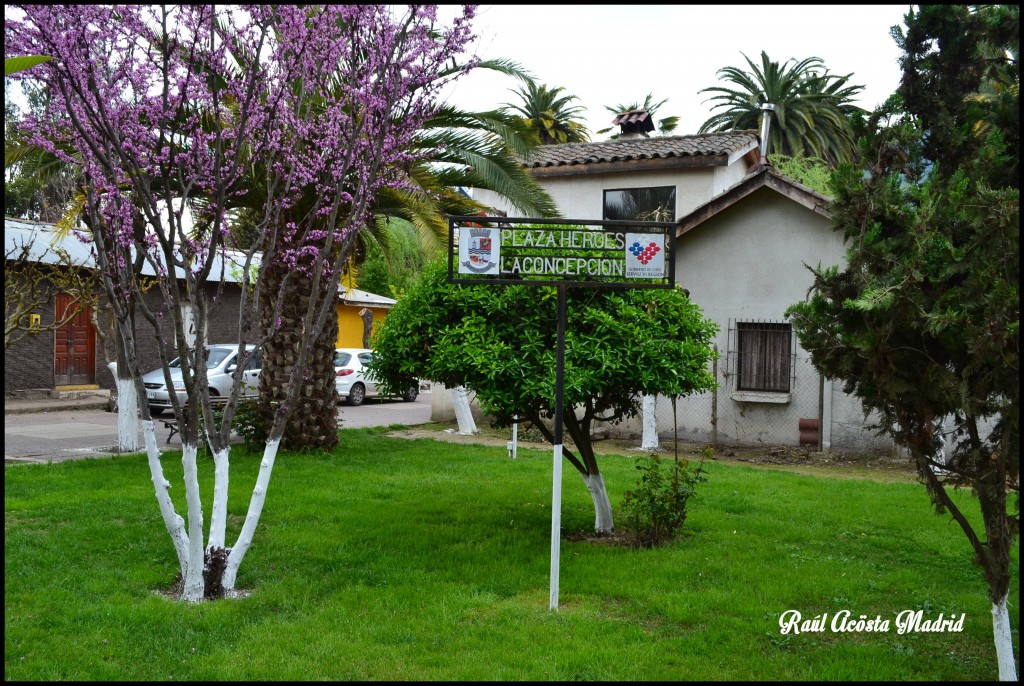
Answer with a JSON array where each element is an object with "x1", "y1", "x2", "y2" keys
[
  {"x1": 437, "y1": 4, "x2": 912, "y2": 139},
  {"x1": 5, "y1": 4, "x2": 912, "y2": 139}
]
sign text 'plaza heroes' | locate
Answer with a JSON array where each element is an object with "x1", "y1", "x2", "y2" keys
[{"x1": 449, "y1": 217, "x2": 675, "y2": 288}]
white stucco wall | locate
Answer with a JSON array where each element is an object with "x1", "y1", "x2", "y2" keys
[
  {"x1": 469, "y1": 164, "x2": 898, "y2": 455},
  {"x1": 612, "y1": 188, "x2": 894, "y2": 454},
  {"x1": 474, "y1": 166, "x2": 724, "y2": 222}
]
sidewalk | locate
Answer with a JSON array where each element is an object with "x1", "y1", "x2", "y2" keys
[
  {"x1": 4, "y1": 390, "x2": 113, "y2": 415},
  {"x1": 5, "y1": 391, "x2": 433, "y2": 465}
]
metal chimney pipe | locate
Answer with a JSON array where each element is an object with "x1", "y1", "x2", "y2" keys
[{"x1": 758, "y1": 103, "x2": 776, "y2": 163}]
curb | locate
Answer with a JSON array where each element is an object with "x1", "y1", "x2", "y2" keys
[{"x1": 4, "y1": 399, "x2": 112, "y2": 415}]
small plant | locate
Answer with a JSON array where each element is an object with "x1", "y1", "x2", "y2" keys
[
  {"x1": 619, "y1": 445, "x2": 710, "y2": 548},
  {"x1": 211, "y1": 398, "x2": 268, "y2": 452}
]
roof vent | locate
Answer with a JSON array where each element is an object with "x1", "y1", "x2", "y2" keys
[{"x1": 613, "y1": 109, "x2": 655, "y2": 140}]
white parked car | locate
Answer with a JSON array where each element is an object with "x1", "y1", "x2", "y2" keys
[
  {"x1": 334, "y1": 347, "x2": 418, "y2": 406},
  {"x1": 141, "y1": 344, "x2": 260, "y2": 416}
]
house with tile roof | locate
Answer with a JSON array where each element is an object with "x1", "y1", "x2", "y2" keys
[
  {"x1": 477, "y1": 130, "x2": 761, "y2": 222},
  {"x1": 465, "y1": 118, "x2": 894, "y2": 455}
]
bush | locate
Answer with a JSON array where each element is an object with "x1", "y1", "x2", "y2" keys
[
  {"x1": 211, "y1": 398, "x2": 268, "y2": 452},
  {"x1": 619, "y1": 447, "x2": 709, "y2": 548}
]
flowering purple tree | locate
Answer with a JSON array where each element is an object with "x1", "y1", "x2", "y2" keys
[{"x1": 5, "y1": 4, "x2": 476, "y2": 602}]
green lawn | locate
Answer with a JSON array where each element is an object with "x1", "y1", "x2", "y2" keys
[{"x1": 4, "y1": 426, "x2": 1019, "y2": 680}]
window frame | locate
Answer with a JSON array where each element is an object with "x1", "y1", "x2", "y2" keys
[{"x1": 732, "y1": 321, "x2": 794, "y2": 395}]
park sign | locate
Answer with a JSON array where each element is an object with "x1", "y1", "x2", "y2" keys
[
  {"x1": 448, "y1": 216, "x2": 676, "y2": 289},
  {"x1": 447, "y1": 214, "x2": 677, "y2": 612}
]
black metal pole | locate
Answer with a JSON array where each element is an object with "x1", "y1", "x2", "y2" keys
[{"x1": 549, "y1": 284, "x2": 567, "y2": 610}]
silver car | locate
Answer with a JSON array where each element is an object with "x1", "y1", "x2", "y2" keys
[
  {"x1": 334, "y1": 347, "x2": 418, "y2": 406},
  {"x1": 142, "y1": 344, "x2": 260, "y2": 416}
]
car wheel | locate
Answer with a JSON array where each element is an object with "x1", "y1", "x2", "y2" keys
[
  {"x1": 402, "y1": 387, "x2": 418, "y2": 402},
  {"x1": 150, "y1": 406, "x2": 166, "y2": 417},
  {"x1": 347, "y1": 383, "x2": 365, "y2": 406}
]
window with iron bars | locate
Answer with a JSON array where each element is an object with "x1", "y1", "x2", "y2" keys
[{"x1": 728, "y1": 320, "x2": 795, "y2": 393}]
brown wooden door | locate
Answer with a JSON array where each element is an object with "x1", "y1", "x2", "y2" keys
[{"x1": 53, "y1": 293, "x2": 95, "y2": 386}]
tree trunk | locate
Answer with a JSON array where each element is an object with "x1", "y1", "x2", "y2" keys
[
  {"x1": 453, "y1": 385, "x2": 477, "y2": 434},
  {"x1": 109, "y1": 361, "x2": 139, "y2": 453},
  {"x1": 180, "y1": 441, "x2": 206, "y2": 602},
  {"x1": 992, "y1": 594, "x2": 1017, "y2": 681},
  {"x1": 581, "y1": 471, "x2": 614, "y2": 534},
  {"x1": 641, "y1": 394, "x2": 659, "y2": 451},
  {"x1": 140, "y1": 419, "x2": 189, "y2": 580},
  {"x1": 258, "y1": 264, "x2": 339, "y2": 452},
  {"x1": 207, "y1": 447, "x2": 230, "y2": 551},
  {"x1": 223, "y1": 437, "x2": 282, "y2": 592}
]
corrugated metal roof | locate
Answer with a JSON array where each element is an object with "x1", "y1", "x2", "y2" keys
[
  {"x1": 4, "y1": 217, "x2": 258, "y2": 283},
  {"x1": 6, "y1": 218, "x2": 400, "y2": 305},
  {"x1": 340, "y1": 287, "x2": 396, "y2": 308},
  {"x1": 522, "y1": 131, "x2": 759, "y2": 169}
]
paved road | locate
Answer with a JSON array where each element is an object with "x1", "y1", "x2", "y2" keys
[{"x1": 4, "y1": 393, "x2": 433, "y2": 465}]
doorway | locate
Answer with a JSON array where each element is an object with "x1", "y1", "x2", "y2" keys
[{"x1": 53, "y1": 293, "x2": 95, "y2": 387}]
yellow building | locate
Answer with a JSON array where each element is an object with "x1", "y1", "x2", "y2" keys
[{"x1": 336, "y1": 287, "x2": 397, "y2": 349}]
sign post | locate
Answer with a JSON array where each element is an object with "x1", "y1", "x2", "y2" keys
[{"x1": 448, "y1": 216, "x2": 675, "y2": 610}]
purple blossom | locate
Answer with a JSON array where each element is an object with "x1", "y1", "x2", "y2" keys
[{"x1": 6, "y1": 2, "x2": 476, "y2": 427}]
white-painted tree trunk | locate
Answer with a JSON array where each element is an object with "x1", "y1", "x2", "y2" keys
[
  {"x1": 582, "y1": 471, "x2": 614, "y2": 534},
  {"x1": 222, "y1": 438, "x2": 282, "y2": 592},
  {"x1": 108, "y1": 362, "x2": 139, "y2": 452},
  {"x1": 453, "y1": 386, "x2": 477, "y2": 435},
  {"x1": 641, "y1": 394, "x2": 659, "y2": 451},
  {"x1": 180, "y1": 442, "x2": 206, "y2": 602},
  {"x1": 992, "y1": 594, "x2": 1017, "y2": 681},
  {"x1": 207, "y1": 447, "x2": 230, "y2": 551},
  {"x1": 141, "y1": 420, "x2": 189, "y2": 578}
]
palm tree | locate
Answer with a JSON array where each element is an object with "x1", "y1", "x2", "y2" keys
[
  {"x1": 370, "y1": 101, "x2": 558, "y2": 253},
  {"x1": 4, "y1": 55, "x2": 51, "y2": 76},
  {"x1": 502, "y1": 80, "x2": 590, "y2": 145},
  {"x1": 698, "y1": 51, "x2": 865, "y2": 166},
  {"x1": 597, "y1": 93, "x2": 680, "y2": 138}
]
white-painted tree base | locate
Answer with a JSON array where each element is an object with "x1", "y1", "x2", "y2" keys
[
  {"x1": 207, "y1": 447, "x2": 230, "y2": 551},
  {"x1": 640, "y1": 394, "x2": 659, "y2": 451},
  {"x1": 180, "y1": 442, "x2": 206, "y2": 602},
  {"x1": 109, "y1": 362, "x2": 139, "y2": 452},
  {"x1": 582, "y1": 471, "x2": 614, "y2": 534},
  {"x1": 141, "y1": 420, "x2": 189, "y2": 582},
  {"x1": 992, "y1": 595, "x2": 1017, "y2": 681},
  {"x1": 453, "y1": 386, "x2": 477, "y2": 435},
  {"x1": 223, "y1": 438, "x2": 282, "y2": 592}
]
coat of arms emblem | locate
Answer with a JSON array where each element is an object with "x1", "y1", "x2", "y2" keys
[{"x1": 459, "y1": 226, "x2": 500, "y2": 274}]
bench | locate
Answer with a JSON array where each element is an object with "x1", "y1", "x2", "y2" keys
[{"x1": 160, "y1": 398, "x2": 231, "y2": 444}]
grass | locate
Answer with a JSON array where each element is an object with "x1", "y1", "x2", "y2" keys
[{"x1": 4, "y1": 426, "x2": 1019, "y2": 680}]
